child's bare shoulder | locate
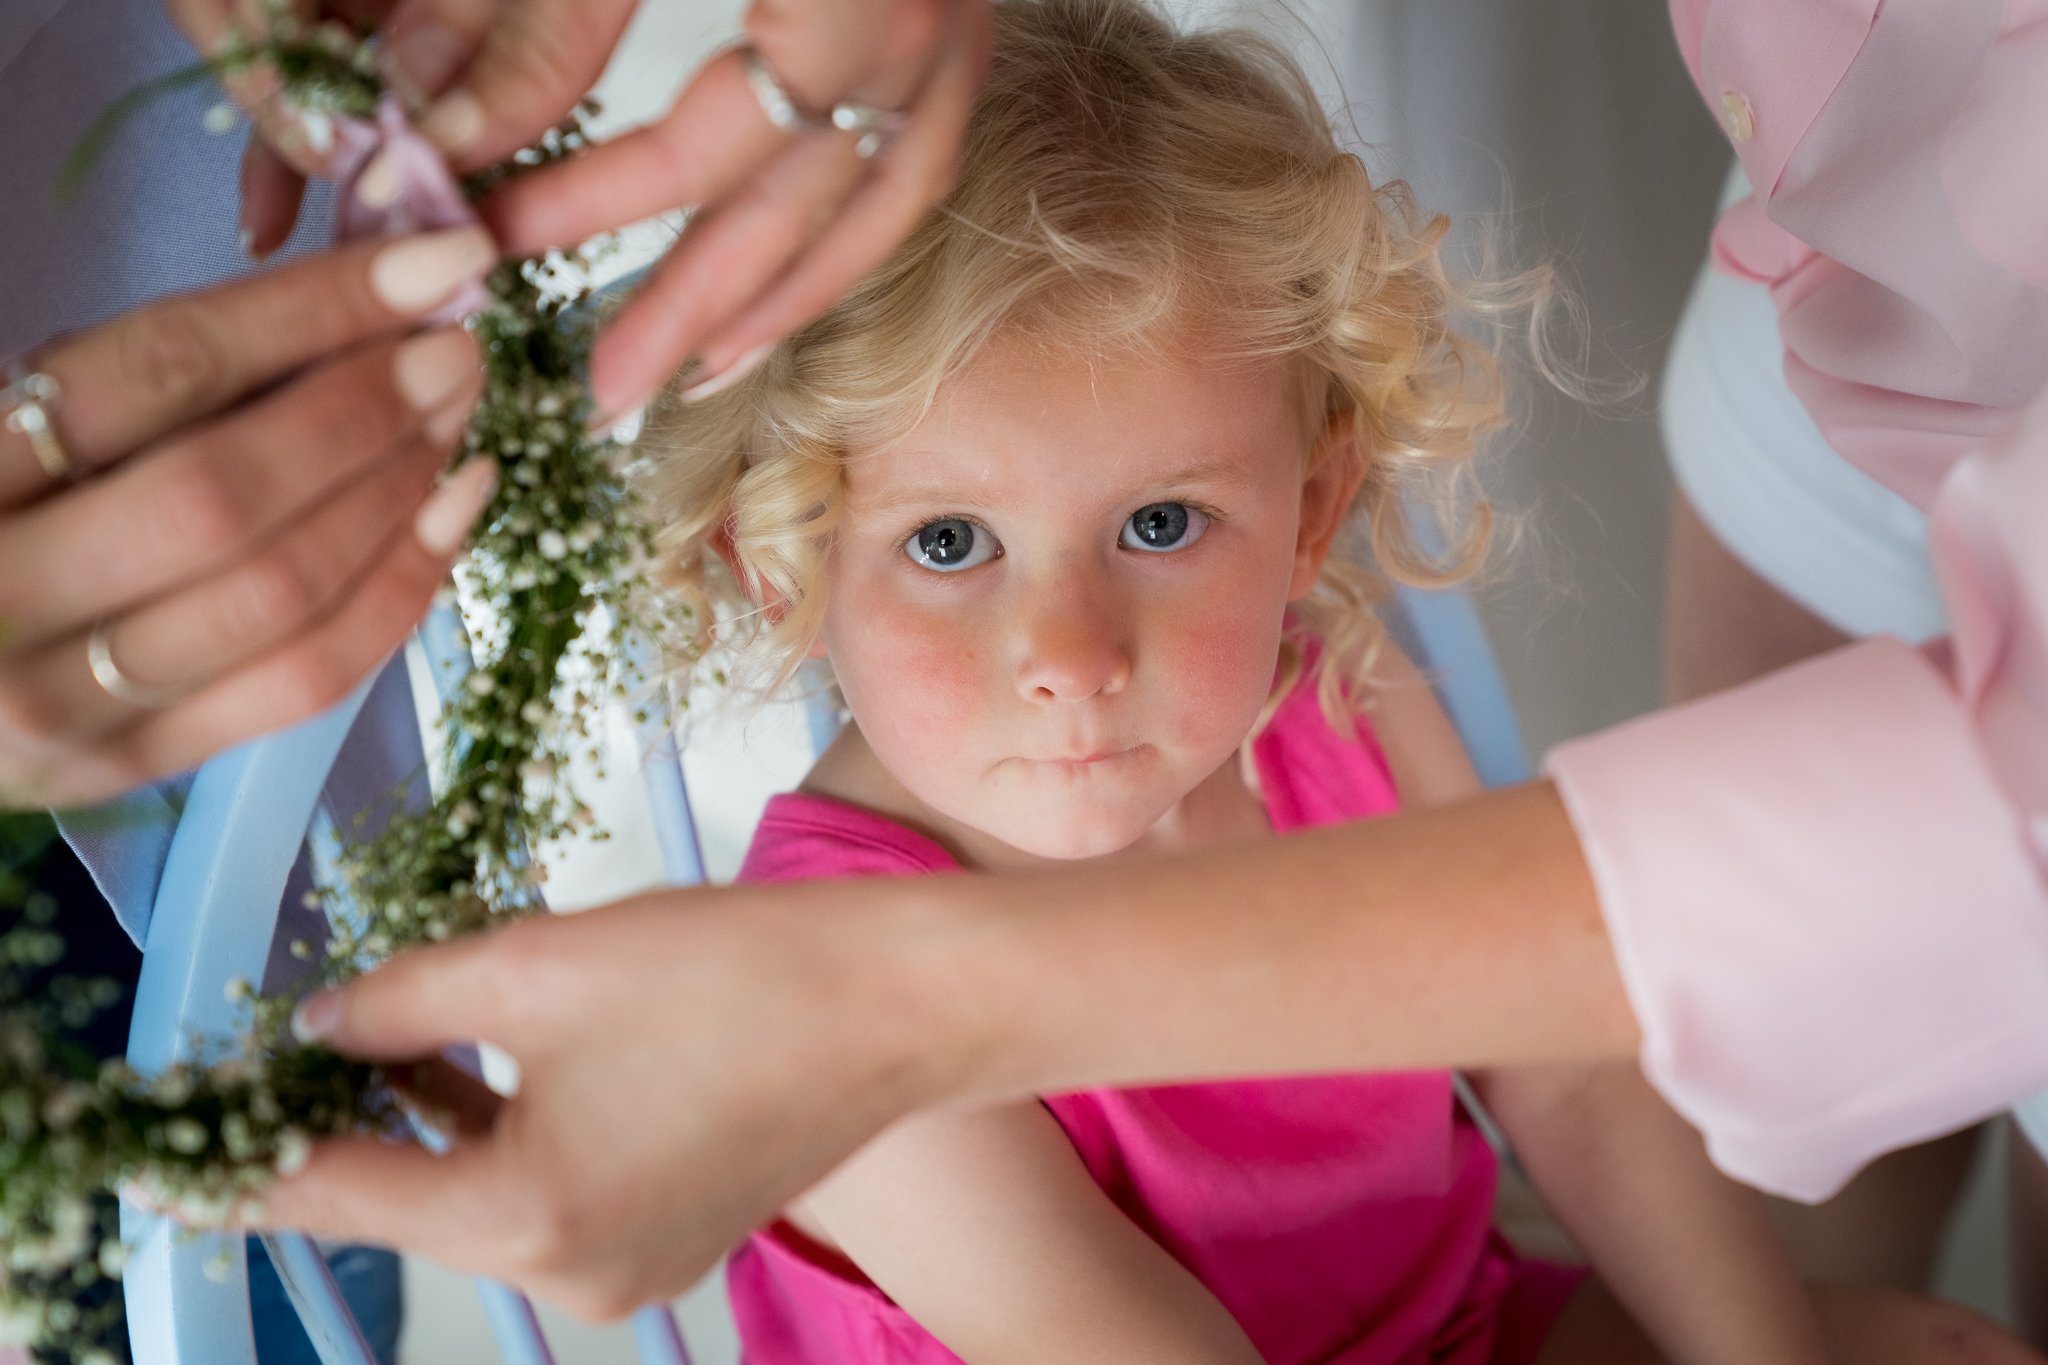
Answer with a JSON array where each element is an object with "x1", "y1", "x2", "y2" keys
[{"x1": 1356, "y1": 641, "x2": 1480, "y2": 810}]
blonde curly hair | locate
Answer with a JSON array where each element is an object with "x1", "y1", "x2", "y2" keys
[{"x1": 640, "y1": 0, "x2": 1538, "y2": 725}]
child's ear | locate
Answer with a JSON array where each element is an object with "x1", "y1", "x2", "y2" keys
[
  {"x1": 1290, "y1": 409, "x2": 1368, "y2": 600},
  {"x1": 712, "y1": 518, "x2": 830, "y2": 658},
  {"x1": 711, "y1": 518, "x2": 755, "y2": 601}
]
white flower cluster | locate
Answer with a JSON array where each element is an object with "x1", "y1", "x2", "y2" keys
[{"x1": 3, "y1": 17, "x2": 682, "y2": 1359}]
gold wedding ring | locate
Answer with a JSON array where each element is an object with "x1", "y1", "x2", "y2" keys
[
  {"x1": 87, "y1": 622, "x2": 180, "y2": 709},
  {"x1": 3, "y1": 362, "x2": 73, "y2": 482}
]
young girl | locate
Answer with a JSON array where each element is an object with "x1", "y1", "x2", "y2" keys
[{"x1": 639, "y1": 2, "x2": 2039, "y2": 1361}]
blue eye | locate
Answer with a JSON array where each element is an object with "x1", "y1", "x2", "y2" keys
[
  {"x1": 905, "y1": 517, "x2": 1000, "y2": 572},
  {"x1": 1120, "y1": 503, "x2": 1208, "y2": 553}
]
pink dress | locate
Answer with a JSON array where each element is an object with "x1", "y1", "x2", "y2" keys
[{"x1": 727, "y1": 679, "x2": 1584, "y2": 1365}]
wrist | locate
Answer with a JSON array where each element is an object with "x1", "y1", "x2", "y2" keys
[{"x1": 828, "y1": 874, "x2": 1026, "y2": 1115}]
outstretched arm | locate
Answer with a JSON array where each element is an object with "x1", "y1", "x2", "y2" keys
[{"x1": 235, "y1": 642, "x2": 1631, "y2": 1317}]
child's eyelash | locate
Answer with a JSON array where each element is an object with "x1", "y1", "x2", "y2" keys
[
  {"x1": 893, "y1": 513, "x2": 994, "y2": 555},
  {"x1": 891, "y1": 500, "x2": 1229, "y2": 554}
]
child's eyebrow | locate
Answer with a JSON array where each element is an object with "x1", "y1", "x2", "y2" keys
[{"x1": 851, "y1": 455, "x2": 1264, "y2": 514}]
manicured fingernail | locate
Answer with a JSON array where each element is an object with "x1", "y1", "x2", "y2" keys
[
  {"x1": 291, "y1": 988, "x2": 344, "y2": 1044},
  {"x1": 426, "y1": 394, "x2": 476, "y2": 445},
  {"x1": 394, "y1": 328, "x2": 478, "y2": 412},
  {"x1": 370, "y1": 226, "x2": 495, "y2": 314},
  {"x1": 415, "y1": 458, "x2": 499, "y2": 556},
  {"x1": 681, "y1": 344, "x2": 773, "y2": 402},
  {"x1": 421, "y1": 90, "x2": 485, "y2": 157},
  {"x1": 355, "y1": 147, "x2": 402, "y2": 210},
  {"x1": 386, "y1": 22, "x2": 471, "y2": 99},
  {"x1": 237, "y1": 225, "x2": 258, "y2": 259},
  {"x1": 298, "y1": 109, "x2": 334, "y2": 156}
]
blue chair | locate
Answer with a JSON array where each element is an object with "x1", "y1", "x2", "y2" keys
[{"x1": 122, "y1": 606, "x2": 700, "y2": 1365}]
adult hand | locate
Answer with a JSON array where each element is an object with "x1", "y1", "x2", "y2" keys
[
  {"x1": 166, "y1": 0, "x2": 994, "y2": 419},
  {"x1": 0, "y1": 227, "x2": 499, "y2": 807},
  {"x1": 249, "y1": 884, "x2": 968, "y2": 1320},
  {"x1": 231, "y1": 785, "x2": 1629, "y2": 1318}
]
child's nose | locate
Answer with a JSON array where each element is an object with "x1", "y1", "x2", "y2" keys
[{"x1": 1014, "y1": 581, "x2": 1132, "y2": 703}]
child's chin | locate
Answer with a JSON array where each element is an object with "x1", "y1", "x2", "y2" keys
[{"x1": 992, "y1": 814, "x2": 1151, "y2": 862}]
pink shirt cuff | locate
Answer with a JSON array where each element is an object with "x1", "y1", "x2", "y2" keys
[{"x1": 1547, "y1": 638, "x2": 2048, "y2": 1201}]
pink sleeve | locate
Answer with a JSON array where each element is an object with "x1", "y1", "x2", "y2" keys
[{"x1": 1545, "y1": 393, "x2": 2048, "y2": 1202}]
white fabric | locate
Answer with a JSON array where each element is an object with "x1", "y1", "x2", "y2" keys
[
  {"x1": 2015, "y1": 1090, "x2": 2048, "y2": 1159},
  {"x1": 1660, "y1": 167, "x2": 1948, "y2": 643},
  {"x1": 1661, "y1": 164, "x2": 2048, "y2": 1168}
]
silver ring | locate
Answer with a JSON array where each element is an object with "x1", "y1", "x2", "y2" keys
[
  {"x1": 3, "y1": 362, "x2": 73, "y2": 482},
  {"x1": 829, "y1": 101, "x2": 907, "y2": 159},
  {"x1": 740, "y1": 45, "x2": 818, "y2": 134},
  {"x1": 87, "y1": 623, "x2": 180, "y2": 709},
  {"x1": 739, "y1": 45, "x2": 906, "y2": 158}
]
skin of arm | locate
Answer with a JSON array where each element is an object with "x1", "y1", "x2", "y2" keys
[
  {"x1": 949, "y1": 639, "x2": 1634, "y2": 1107},
  {"x1": 253, "y1": 655, "x2": 1639, "y2": 1311},
  {"x1": 1366, "y1": 647, "x2": 1833, "y2": 1365},
  {"x1": 786, "y1": 644, "x2": 1589, "y2": 1365},
  {"x1": 1476, "y1": 1063, "x2": 1835, "y2": 1365},
  {"x1": 785, "y1": 1101, "x2": 1263, "y2": 1365}
]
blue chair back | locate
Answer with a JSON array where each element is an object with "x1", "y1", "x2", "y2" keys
[{"x1": 123, "y1": 607, "x2": 697, "y2": 1365}]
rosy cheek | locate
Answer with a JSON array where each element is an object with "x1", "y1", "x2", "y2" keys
[
  {"x1": 830, "y1": 584, "x2": 991, "y2": 752},
  {"x1": 1151, "y1": 593, "x2": 1286, "y2": 751}
]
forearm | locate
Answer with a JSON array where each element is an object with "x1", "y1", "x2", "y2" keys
[
  {"x1": 1480, "y1": 1062, "x2": 1832, "y2": 1365},
  {"x1": 908, "y1": 780, "x2": 1635, "y2": 1108}
]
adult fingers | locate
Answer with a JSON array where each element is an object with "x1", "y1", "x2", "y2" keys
[
  {"x1": 11, "y1": 459, "x2": 494, "y2": 806},
  {"x1": 0, "y1": 226, "x2": 493, "y2": 511},
  {"x1": 395, "y1": 0, "x2": 640, "y2": 169},
  {"x1": 744, "y1": 0, "x2": 954, "y2": 113},
  {"x1": 284, "y1": 910, "x2": 570, "y2": 1063},
  {"x1": 586, "y1": 127, "x2": 869, "y2": 417},
  {"x1": 163, "y1": 0, "x2": 345, "y2": 178},
  {"x1": 238, "y1": 135, "x2": 308, "y2": 259},
  {"x1": 246, "y1": 1133, "x2": 523, "y2": 1272},
  {"x1": 479, "y1": 46, "x2": 788, "y2": 259},
  {"x1": 641, "y1": 1, "x2": 988, "y2": 389},
  {"x1": 480, "y1": 0, "x2": 948, "y2": 259},
  {"x1": 388, "y1": 1056, "x2": 504, "y2": 1139},
  {"x1": 0, "y1": 399, "x2": 468, "y2": 743},
  {"x1": 0, "y1": 326, "x2": 481, "y2": 647},
  {"x1": 375, "y1": 0, "x2": 489, "y2": 102}
]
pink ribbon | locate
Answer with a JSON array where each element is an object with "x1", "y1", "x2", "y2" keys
[{"x1": 326, "y1": 95, "x2": 494, "y2": 320}]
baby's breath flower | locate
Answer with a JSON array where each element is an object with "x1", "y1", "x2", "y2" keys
[
  {"x1": 274, "y1": 1129, "x2": 312, "y2": 1177},
  {"x1": 164, "y1": 1118, "x2": 209, "y2": 1156},
  {"x1": 3, "y1": 31, "x2": 677, "y2": 1359},
  {"x1": 150, "y1": 1068, "x2": 194, "y2": 1108},
  {"x1": 96, "y1": 1239, "x2": 127, "y2": 1278}
]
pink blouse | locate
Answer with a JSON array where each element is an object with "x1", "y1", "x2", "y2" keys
[{"x1": 1547, "y1": 0, "x2": 2048, "y2": 1200}]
